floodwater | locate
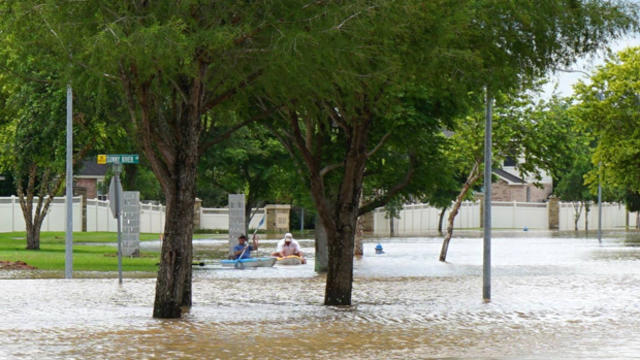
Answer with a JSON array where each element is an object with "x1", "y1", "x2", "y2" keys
[{"x1": 2, "y1": 231, "x2": 640, "y2": 359}]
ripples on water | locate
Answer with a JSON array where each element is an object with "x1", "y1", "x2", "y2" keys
[{"x1": 2, "y1": 233, "x2": 640, "y2": 359}]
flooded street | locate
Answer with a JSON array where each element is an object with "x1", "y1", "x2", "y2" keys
[{"x1": 2, "y1": 232, "x2": 640, "y2": 359}]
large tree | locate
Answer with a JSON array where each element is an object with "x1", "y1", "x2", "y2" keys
[
  {"x1": 262, "y1": 0, "x2": 637, "y2": 303},
  {"x1": 0, "y1": 29, "x2": 104, "y2": 250}
]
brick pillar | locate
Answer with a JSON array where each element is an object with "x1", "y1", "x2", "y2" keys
[
  {"x1": 74, "y1": 187, "x2": 88, "y2": 232},
  {"x1": 193, "y1": 198, "x2": 202, "y2": 230},
  {"x1": 476, "y1": 194, "x2": 484, "y2": 228},
  {"x1": 548, "y1": 195, "x2": 559, "y2": 230},
  {"x1": 265, "y1": 204, "x2": 291, "y2": 234}
]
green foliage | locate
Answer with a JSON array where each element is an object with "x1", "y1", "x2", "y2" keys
[
  {"x1": 197, "y1": 123, "x2": 292, "y2": 207},
  {"x1": 555, "y1": 155, "x2": 595, "y2": 203},
  {"x1": 445, "y1": 88, "x2": 545, "y2": 190},
  {"x1": 519, "y1": 95, "x2": 578, "y2": 185},
  {"x1": 363, "y1": 82, "x2": 460, "y2": 209},
  {"x1": 573, "y1": 46, "x2": 640, "y2": 194}
]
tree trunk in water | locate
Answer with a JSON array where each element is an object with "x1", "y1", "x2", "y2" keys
[
  {"x1": 150, "y1": 113, "x2": 199, "y2": 318},
  {"x1": 438, "y1": 207, "x2": 446, "y2": 234},
  {"x1": 153, "y1": 176, "x2": 196, "y2": 318},
  {"x1": 325, "y1": 227, "x2": 355, "y2": 305},
  {"x1": 315, "y1": 215, "x2": 329, "y2": 273},
  {"x1": 440, "y1": 161, "x2": 480, "y2": 262},
  {"x1": 323, "y1": 150, "x2": 363, "y2": 305}
]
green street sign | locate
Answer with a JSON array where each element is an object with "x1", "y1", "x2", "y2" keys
[{"x1": 98, "y1": 154, "x2": 139, "y2": 164}]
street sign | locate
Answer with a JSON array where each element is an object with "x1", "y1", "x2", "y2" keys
[{"x1": 97, "y1": 154, "x2": 139, "y2": 164}]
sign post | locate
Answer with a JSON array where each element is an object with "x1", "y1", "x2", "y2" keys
[
  {"x1": 109, "y1": 164, "x2": 124, "y2": 284},
  {"x1": 101, "y1": 154, "x2": 139, "y2": 284}
]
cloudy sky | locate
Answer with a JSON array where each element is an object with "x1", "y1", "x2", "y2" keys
[{"x1": 541, "y1": 32, "x2": 640, "y2": 99}]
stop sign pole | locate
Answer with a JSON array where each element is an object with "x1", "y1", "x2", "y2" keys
[
  {"x1": 100, "y1": 154, "x2": 138, "y2": 284},
  {"x1": 109, "y1": 164, "x2": 124, "y2": 284}
]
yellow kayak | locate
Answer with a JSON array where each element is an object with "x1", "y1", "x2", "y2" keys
[{"x1": 276, "y1": 255, "x2": 304, "y2": 265}]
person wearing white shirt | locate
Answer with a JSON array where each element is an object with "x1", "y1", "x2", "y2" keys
[{"x1": 271, "y1": 232, "x2": 306, "y2": 264}]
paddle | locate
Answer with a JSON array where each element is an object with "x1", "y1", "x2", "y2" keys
[{"x1": 235, "y1": 216, "x2": 265, "y2": 269}]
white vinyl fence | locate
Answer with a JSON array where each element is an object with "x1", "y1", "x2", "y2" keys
[
  {"x1": 2, "y1": 196, "x2": 636, "y2": 235},
  {"x1": 85, "y1": 199, "x2": 166, "y2": 233},
  {"x1": 373, "y1": 200, "x2": 638, "y2": 236},
  {"x1": 373, "y1": 201, "x2": 480, "y2": 236},
  {"x1": 558, "y1": 202, "x2": 636, "y2": 231},
  {"x1": 0, "y1": 196, "x2": 83, "y2": 232},
  {"x1": 0, "y1": 196, "x2": 268, "y2": 233},
  {"x1": 492, "y1": 201, "x2": 548, "y2": 229}
]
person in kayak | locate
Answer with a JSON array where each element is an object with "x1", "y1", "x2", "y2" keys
[
  {"x1": 271, "y1": 232, "x2": 306, "y2": 264},
  {"x1": 232, "y1": 234, "x2": 258, "y2": 259}
]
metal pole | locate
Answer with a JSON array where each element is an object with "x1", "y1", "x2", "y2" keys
[
  {"x1": 65, "y1": 85, "x2": 73, "y2": 279},
  {"x1": 483, "y1": 88, "x2": 492, "y2": 302},
  {"x1": 114, "y1": 165, "x2": 123, "y2": 284},
  {"x1": 300, "y1": 208, "x2": 304, "y2": 232},
  {"x1": 598, "y1": 163, "x2": 602, "y2": 244},
  {"x1": 595, "y1": 91, "x2": 605, "y2": 244}
]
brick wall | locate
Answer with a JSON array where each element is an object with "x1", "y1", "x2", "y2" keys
[
  {"x1": 75, "y1": 178, "x2": 97, "y2": 199},
  {"x1": 492, "y1": 180, "x2": 552, "y2": 202}
]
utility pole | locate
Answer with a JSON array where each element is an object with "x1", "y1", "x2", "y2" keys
[
  {"x1": 483, "y1": 88, "x2": 492, "y2": 303},
  {"x1": 65, "y1": 85, "x2": 73, "y2": 279}
]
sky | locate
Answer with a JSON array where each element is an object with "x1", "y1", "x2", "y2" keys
[{"x1": 541, "y1": 33, "x2": 640, "y2": 99}]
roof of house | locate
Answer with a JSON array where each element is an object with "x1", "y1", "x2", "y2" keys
[
  {"x1": 77, "y1": 159, "x2": 107, "y2": 177},
  {"x1": 493, "y1": 168, "x2": 525, "y2": 185}
]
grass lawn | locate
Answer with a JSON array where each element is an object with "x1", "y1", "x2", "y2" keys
[{"x1": 0, "y1": 232, "x2": 160, "y2": 272}]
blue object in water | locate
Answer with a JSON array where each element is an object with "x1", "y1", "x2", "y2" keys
[
  {"x1": 220, "y1": 257, "x2": 276, "y2": 268},
  {"x1": 375, "y1": 243, "x2": 385, "y2": 254}
]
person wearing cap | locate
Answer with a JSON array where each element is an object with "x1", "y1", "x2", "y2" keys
[
  {"x1": 232, "y1": 233, "x2": 258, "y2": 259},
  {"x1": 271, "y1": 232, "x2": 306, "y2": 263}
]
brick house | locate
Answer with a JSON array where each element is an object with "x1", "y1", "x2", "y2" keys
[
  {"x1": 492, "y1": 159, "x2": 553, "y2": 202},
  {"x1": 75, "y1": 159, "x2": 107, "y2": 199}
]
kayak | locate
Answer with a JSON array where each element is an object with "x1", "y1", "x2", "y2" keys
[
  {"x1": 276, "y1": 255, "x2": 304, "y2": 265},
  {"x1": 220, "y1": 257, "x2": 276, "y2": 268}
]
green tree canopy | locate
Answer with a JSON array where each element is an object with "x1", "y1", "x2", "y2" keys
[{"x1": 573, "y1": 46, "x2": 640, "y2": 193}]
